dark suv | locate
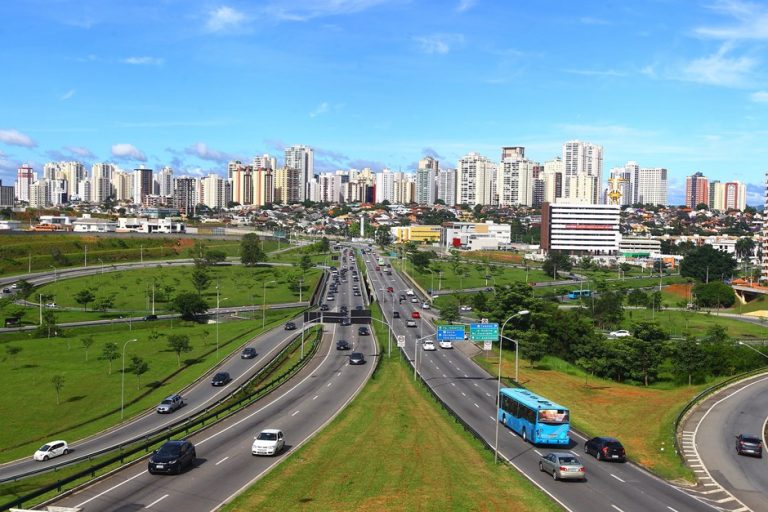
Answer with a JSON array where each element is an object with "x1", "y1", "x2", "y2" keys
[
  {"x1": 148, "y1": 440, "x2": 196, "y2": 474},
  {"x1": 211, "y1": 372, "x2": 232, "y2": 386},
  {"x1": 736, "y1": 434, "x2": 763, "y2": 457},
  {"x1": 584, "y1": 437, "x2": 626, "y2": 462}
]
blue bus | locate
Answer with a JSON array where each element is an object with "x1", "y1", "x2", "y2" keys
[
  {"x1": 498, "y1": 388, "x2": 570, "y2": 445},
  {"x1": 567, "y1": 289, "x2": 591, "y2": 299}
]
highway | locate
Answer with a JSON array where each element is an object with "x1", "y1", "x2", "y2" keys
[
  {"x1": 45, "y1": 248, "x2": 378, "y2": 511},
  {"x1": 685, "y1": 374, "x2": 768, "y2": 512},
  {"x1": 362, "y1": 250, "x2": 716, "y2": 512}
]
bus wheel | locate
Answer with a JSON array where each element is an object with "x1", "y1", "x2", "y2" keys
[{"x1": 522, "y1": 429, "x2": 527, "y2": 442}]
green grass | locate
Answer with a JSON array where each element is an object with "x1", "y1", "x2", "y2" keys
[
  {"x1": 406, "y1": 261, "x2": 551, "y2": 291},
  {"x1": 0, "y1": 307, "x2": 302, "y2": 462},
  {"x1": 621, "y1": 308, "x2": 768, "y2": 339},
  {"x1": 3, "y1": 265, "x2": 320, "y2": 324},
  {"x1": 473, "y1": 352, "x2": 704, "y2": 482},
  {"x1": 223, "y1": 303, "x2": 560, "y2": 512}
]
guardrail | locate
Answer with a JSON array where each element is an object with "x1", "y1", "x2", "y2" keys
[
  {"x1": 0, "y1": 327, "x2": 323, "y2": 512},
  {"x1": 672, "y1": 366, "x2": 768, "y2": 459}
]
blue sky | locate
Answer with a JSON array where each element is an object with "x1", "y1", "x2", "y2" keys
[{"x1": 1, "y1": 0, "x2": 767, "y2": 206}]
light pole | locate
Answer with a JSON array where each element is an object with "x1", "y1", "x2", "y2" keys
[
  {"x1": 121, "y1": 338, "x2": 138, "y2": 419},
  {"x1": 98, "y1": 258, "x2": 104, "y2": 274},
  {"x1": 49, "y1": 265, "x2": 57, "y2": 282},
  {"x1": 494, "y1": 309, "x2": 530, "y2": 464},
  {"x1": 39, "y1": 293, "x2": 43, "y2": 325},
  {"x1": 262, "y1": 279, "x2": 276, "y2": 328},
  {"x1": 216, "y1": 291, "x2": 229, "y2": 360},
  {"x1": 738, "y1": 341, "x2": 768, "y2": 361},
  {"x1": 140, "y1": 244, "x2": 144, "y2": 263},
  {"x1": 413, "y1": 333, "x2": 433, "y2": 380},
  {"x1": 438, "y1": 271, "x2": 443, "y2": 291}
]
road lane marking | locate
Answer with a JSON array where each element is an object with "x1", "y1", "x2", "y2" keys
[
  {"x1": 76, "y1": 470, "x2": 147, "y2": 507},
  {"x1": 292, "y1": 410, "x2": 300, "y2": 416},
  {"x1": 667, "y1": 507, "x2": 679, "y2": 512},
  {"x1": 473, "y1": 383, "x2": 478, "y2": 387},
  {"x1": 215, "y1": 457, "x2": 229, "y2": 465},
  {"x1": 461, "y1": 392, "x2": 466, "y2": 396},
  {"x1": 312, "y1": 395, "x2": 318, "y2": 400},
  {"x1": 611, "y1": 474, "x2": 626, "y2": 483},
  {"x1": 327, "y1": 382, "x2": 332, "y2": 387},
  {"x1": 451, "y1": 382, "x2": 456, "y2": 386},
  {"x1": 611, "y1": 506, "x2": 625, "y2": 512},
  {"x1": 485, "y1": 392, "x2": 491, "y2": 397},
  {"x1": 473, "y1": 402, "x2": 479, "y2": 408},
  {"x1": 443, "y1": 374, "x2": 447, "y2": 378},
  {"x1": 534, "y1": 449, "x2": 542, "y2": 456},
  {"x1": 145, "y1": 494, "x2": 169, "y2": 509}
]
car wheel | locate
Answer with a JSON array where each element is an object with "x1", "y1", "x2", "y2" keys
[
  {"x1": 584, "y1": 444, "x2": 589, "y2": 454},
  {"x1": 43, "y1": 455, "x2": 49, "y2": 461},
  {"x1": 539, "y1": 462, "x2": 544, "y2": 472},
  {"x1": 553, "y1": 471, "x2": 558, "y2": 481},
  {"x1": 597, "y1": 450, "x2": 602, "y2": 461},
  {"x1": 63, "y1": 449, "x2": 69, "y2": 455}
]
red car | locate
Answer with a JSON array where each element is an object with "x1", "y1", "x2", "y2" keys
[
  {"x1": 387, "y1": 286, "x2": 394, "y2": 293},
  {"x1": 411, "y1": 311, "x2": 420, "y2": 319}
]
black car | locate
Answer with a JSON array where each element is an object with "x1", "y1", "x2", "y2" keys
[
  {"x1": 336, "y1": 339, "x2": 351, "y2": 350},
  {"x1": 341, "y1": 317, "x2": 351, "y2": 326},
  {"x1": 358, "y1": 326, "x2": 370, "y2": 336},
  {"x1": 241, "y1": 347, "x2": 257, "y2": 359},
  {"x1": 148, "y1": 440, "x2": 196, "y2": 474},
  {"x1": 393, "y1": 311, "x2": 400, "y2": 318},
  {"x1": 144, "y1": 314, "x2": 158, "y2": 321},
  {"x1": 284, "y1": 322, "x2": 296, "y2": 330},
  {"x1": 584, "y1": 437, "x2": 626, "y2": 462},
  {"x1": 340, "y1": 306, "x2": 349, "y2": 313},
  {"x1": 349, "y1": 352, "x2": 366, "y2": 365},
  {"x1": 320, "y1": 304, "x2": 330, "y2": 311},
  {"x1": 736, "y1": 433, "x2": 763, "y2": 457},
  {"x1": 355, "y1": 305, "x2": 364, "y2": 311},
  {"x1": 211, "y1": 372, "x2": 232, "y2": 386}
]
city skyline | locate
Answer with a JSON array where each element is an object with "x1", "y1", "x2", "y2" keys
[{"x1": 2, "y1": 1, "x2": 767, "y2": 206}]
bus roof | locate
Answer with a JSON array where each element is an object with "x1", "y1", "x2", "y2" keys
[{"x1": 500, "y1": 387, "x2": 568, "y2": 411}]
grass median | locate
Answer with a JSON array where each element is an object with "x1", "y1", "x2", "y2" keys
[{"x1": 224, "y1": 303, "x2": 559, "y2": 512}]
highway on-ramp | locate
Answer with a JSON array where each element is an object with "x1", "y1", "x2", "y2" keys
[{"x1": 362, "y1": 249, "x2": 716, "y2": 512}]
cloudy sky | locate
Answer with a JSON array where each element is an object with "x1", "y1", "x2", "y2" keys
[{"x1": 1, "y1": 0, "x2": 767, "y2": 205}]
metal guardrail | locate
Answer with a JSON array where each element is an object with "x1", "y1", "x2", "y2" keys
[
  {"x1": 0, "y1": 328, "x2": 323, "y2": 512},
  {"x1": 672, "y1": 367, "x2": 768, "y2": 459}
]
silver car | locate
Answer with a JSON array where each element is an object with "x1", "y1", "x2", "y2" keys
[{"x1": 539, "y1": 452, "x2": 585, "y2": 481}]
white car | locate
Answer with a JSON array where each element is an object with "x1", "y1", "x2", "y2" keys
[
  {"x1": 252, "y1": 429, "x2": 285, "y2": 456},
  {"x1": 410, "y1": 297, "x2": 419, "y2": 303},
  {"x1": 609, "y1": 330, "x2": 631, "y2": 338},
  {"x1": 34, "y1": 440, "x2": 69, "y2": 461},
  {"x1": 422, "y1": 303, "x2": 431, "y2": 309},
  {"x1": 46, "y1": 302, "x2": 57, "y2": 308},
  {"x1": 460, "y1": 305, "x2": 472, "y2": 312},
  {"x1": 438, "y1": 340, "x2": 453, "y2": 349},
  {"x1": 406, "y1": 320, "x2": 417, "y2": 328},
  {"x1": 406, "y1": 289, "x2": 415, "y2": 296},
  {"x1": 422, "y1": 340, "x2": 436, "y2": 351}
]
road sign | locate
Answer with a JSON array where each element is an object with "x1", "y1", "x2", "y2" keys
[
  {"x1": 396, "y1": 335, "x2": 406, "y2": 348},
  {"x1": 437, "y1": 325, "x2": 465, "y2": 341},
  {"x1": 470, "y1": 322, "x2": 499, "y2": 342},
  {"x1": 483, "y1": 341, "x2": 493, "y2": 351}
]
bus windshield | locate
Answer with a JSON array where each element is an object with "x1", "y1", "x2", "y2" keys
[{"x1": 538, "y1": 409, "x2": 569, "y2": 424}]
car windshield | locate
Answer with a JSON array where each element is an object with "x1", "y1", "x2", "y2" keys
[
  {"x1": 157, "y1": 444, "x2": 181, "y2": 456},
  {"x1": 257, "y1": 432, "x2": 278, "y2": 441},
  {"x1": 161, "y1": 399, "x2": 173, "y2": 405},
  {"x1": 741, "y1": 436, "x2": 761, "y2": 444},
  {"x1": 214, "y1": 373, "x2": 227, "y2": 379},
  {"x1": 39, "y1": 444, "x2": 51, "y2": 451},
  {"x1": 558, "y1": 456, "x2": 579, "y2": 464},
  {"x1": 605, "y1": 441, "x2": 624, "y2": 449}
]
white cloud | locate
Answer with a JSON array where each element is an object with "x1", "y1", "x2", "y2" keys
[
  {"x1": 456, "y1": 0, "x2": 477, "y2": 12},
  {"x1": 0, "y1": 129, "x2": 37, "y2": 148},
  {"x1": 750, "y1": 90, "x2": 768, "y2": 103},
  {"x1": 60, "y1": 89, "x2": 76, "y2": 101},
  {"x1": 309, "y1": 102, "x2": 330, "y2": 118},
  {"x1": 695, "y1": 0, "x2": 768, "y2": 40},
  {"x1": 122, "y1": 56, "x2": 164, "y2": 66},
  {"x1": 579, "y1": 16, "x2": 610, "y2": 25},
  {"x1": 264, "y1": 0, "x2": 391, "y2": 22},
  {"x1": 184, "y1": 142, "x2": 237, "y2": 163},
  {"x1": 414, "y1": 33, "x2": 464, "y2": 55},
  {"x1": 66, "y1": 146, "x2": 95, "y2": 158},
  {"x1": 206, "y1": 6, "x2": 247, "y2": 32},
  {"x1": 111, "y1": 143, "x2": 147, "y2": 161},
  {"x1": 680, "y1": 44, "x2": 756, "y2": 87}
]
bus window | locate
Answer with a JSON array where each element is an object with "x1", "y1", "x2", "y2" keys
[{"x1": 538, "y1": 409, "x2": 569, "y2": 424}]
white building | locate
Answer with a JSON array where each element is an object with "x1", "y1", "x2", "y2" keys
[
  {"x1": 440, "y1": 221, "x2": 512, "y2": 251},
  {"x1": 563, "y1": 140, "x2": 603, "y2": 203},
  {"x1": 457, "y1": 152, "x2": 496, "y2": 206},
  {"x1": 14, "y1": 164, "x2": 35, "y2": 203},
  {"x1": 562, "y1": 172, "x2": 598, "y2": 205},
  {"x1": 72, "y1": 214, "x2": 117, "y2": 232},
  {"x1": 284, "y1": 145, "x2": 314, "y2": 201},
  {"x1": 200, "y1": 173, "x2": 226, "y2": 208},
  {"x1": 437, "y1": 168, "x2": 457, "y2": 206},
  {"x1": 117, "y1": 217, "x2": 185, "y2": 233},
  {"x1": 541, "y1": 202, "x2": 620, "y2": 255},
  {"x1": 91, "y1": 163, "x2": 114, "y2": 204},
  {"x1": 158, "y1": 166, "x2": 174, "y2": 197},
  {"x1": 634, "y1": 167, "x2": 668, "y2": 206},
  {"x1": 497, "y1": 156, "x2": 536, "y2": 207},
  {"x1": 710, "y1": 181, "x2": 747, "y2": 211},
  {"x1": 415, "y1": 157, "x2": 437, "y2": 206},
  {"x1": 253, "y1": 153, "x2": 276, "y2": 170},
  {"x1": 375, "y1": 169, "x2": 395, "y2": 203}
]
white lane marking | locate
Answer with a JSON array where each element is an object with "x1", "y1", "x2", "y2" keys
[
  {"x1": 667, "y1": 507, "x2": 679, "y2": 512},
  {"x1": 443, "y1": 374, "x2": 447, "y2": 378},
  {"x1": 489, "y1": 416, "x2": 496, "y2": 421},
  {"x1": 485, "y1": 392, "x2": 491, "y2": 397},
  {"x1": 145, "y1": 494, "x2": 169, "y2": 509},
  {"x1": 534, "y1": 449, "x2": 542, "y2": 456},
  {"x1": 327, "y1": 382, "x2": 332, "y2": 387},
  {"x1": 76, "y1": 470, "x2": 146, "y2": 507},
  {"x1": 464, "y1": 374, "x2": 469, "y2": 378},
  {"x1": 461, "y1": 392, "x2": 467, "y2": 397},
  {"x1": 611, "y1": 506, "x2": 625, "y2": 512},
  {"x1": 611, "y1": 474, "x2": 626, "y2": 483},
  {"x1": 451, "y1": 382, "x2": 456, "y2": 386},
  {"x1": 337, "y1": 371, "x2": 342, "y2": 376},
  {"x1": 292, "y1": 410, "x2": 300, "y2": 416},
  {"x1": 473, "y1": 403, "x2": 479, "y2": 408},
  {"x1": 473, "y1": 382, "x2": 478, "y2": 387},
  {"x1": 215, "y1": 456, "x2": 229, "y2": 465},
  {"x1": 312, "y1": 395, "x2": 318, "y2": 400}
]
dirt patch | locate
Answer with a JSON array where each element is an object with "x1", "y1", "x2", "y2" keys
[{"x1": 665, "y1": 283, "x2": 692, "y2": 299}]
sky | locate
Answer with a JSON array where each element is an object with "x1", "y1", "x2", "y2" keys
[{"x1": 1, "y1": 0, "x2": 767, "y2": 206}]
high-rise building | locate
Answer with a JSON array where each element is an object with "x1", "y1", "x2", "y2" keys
[
  {"x1": 763, "y1": 172, "x2": 768, "y2": 283},
  {"x1": 437, "y1": 168, "x2": 457, "y2": 206},
  {"x1": 315, "y1": 173, "x2": 342, "y2": 203},
  {"x1": 415, "y1": 156, "x2": 438, "y2": 206},
  {"x1": 634, "y1": 167, "x2": 667, "y2": 206},
  {"x1": 133, "y1": 167, "x2": 154, "y2": 205},
  {"x1": 200, "y1": 173, "x2": 226, "y2": 208},
  {"x1": 457, "y1": 152, "x2": 496, "y2": 206},
  {"x1": 501, "y1": 146, "x2": 525, "y2": 161},
  {"x1": 563, "y1": 140, "x2": 603, "y2": 203},
  {"x1": 542, "y1": 157, "x2": 564, "y2": 204},
  {"x1": 0, "y1": 180, "x2": 14, "y2": 207},
  {"x1": 609, "y1": 163, "x2": 635, "y2": 206},
  {"x1": 253, "y1": 154, "x2": 276, "y2": 170},
  {"x1": 174, "y1": 177, "x2": 197, "y2": 215},
  {"x1": 14, "y1": 164, "x2": 36, "y2": 203},
  {"x1": 273, "y1": 166, "x2": 301, "y2": 204},
  {"x1": 228, "y1": 161, "x2": 253, "y2": 206},
  {"x1": 563, "y1": 173, "x2": 599, "y2": 204},
  {"x1": 540, "y1": 202, "x2": 621, "y2": 255},
  {"x1": 158, "y1": 167, "x2": 174, "y2": 197},
  {"x1": 29, "y1": 180, "x2": 52, "y2": 208},
  {"x1": 253, "y1": 167, "x2": 274, "y2": 206},
  {"x1": 284, "y1": 145, "x2": 314, "y2": 201},
  {"x1": 375, "y1": 169, "x2": 395, "y2": 203},
  {"x1": 685, "y1": 172, "x2": 709, "y2": 209},
  {"x1": 710, "y1": 181, "x2": 747, "y2": 211},
  {"x1": 497, "y1": 152, "x2": 537, "y2": 207},
  {"x1": 91, "y1": 163, "x2": 114, "y2": 204}
]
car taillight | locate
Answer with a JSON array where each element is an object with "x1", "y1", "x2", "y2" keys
[
  {"x1": 559, "y1": 466, "x2": 568, "y2": 472},
  {"x1": 578, "y1": 467, "x2": 585, "y2": 472},
  {"x1": 602, "y1": 447, "x2": 609, "y2": 454}
]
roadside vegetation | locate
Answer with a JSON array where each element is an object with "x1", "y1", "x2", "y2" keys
[{"x1": 224, "y1": 304, "x2": 559, "y2": 512}]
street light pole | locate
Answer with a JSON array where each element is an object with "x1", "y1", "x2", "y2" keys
[
  {"x1": 494, "y1": 309, "x2": 529, "y2": 464},
  {"x1": 98, "y1": 258, "x2": 104, "y2": 274},
  {"x1": 738, "y1": 341, "x2": 768, "y2": 361},
  {"x1": 121, "y1": 338, "x2": 138, "y2": 419},
  {"x1": 262, "y1": 279, "x2": 276, "y2": 328}
]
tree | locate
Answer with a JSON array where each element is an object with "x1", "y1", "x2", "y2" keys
[
  {"x1": 693, "y1": 281, "x2": 736, "y2": 308},
  {"x1": 241, "y1": 233, "x2": 266, "y2": 266},
  {"x1": 439, "y1": 297, "x2": 460, "y2": 323},
  {"x1": 169, "y1": 292, "x2": 209, "y2": 321},
  {"x1": 735, "y1": 237, "x2": 755, "y2": 262},
  {"x1": 51, "y1": 374, "x2": 65, "y2": 405},
  {"x1": 101, "y1": 342, "x2": 119, "y2": 374},
  {"x1": 204, "y1": 249, "x2": 227, "y2": 265},
  {"x1": 191, "y1": 267, "x2": 211, "y2": 296},
  {"x1": 627, "y1": 322, "x2": 668, "y2": 386},
  {"x1": 5, "y1": 345, "x2": 21, "y2": 366},
  {"x1": 130, "y1": 355, "x2": 149, "y2": 388},
  {"x1": 94, "y1": 295, "x2": 115, "y2": 312},
  {"x1": 81, "y1": 335, "x2": 95, "y2": 361},
  {"x1": 542, "y1": 251, "x2": 572, "y2": 278},
  {"x1": 671, "y1": 337, "x2": 707, "y2": 385},
  {"x1": 319, "y1": 237, "x2": 331, "y2": 253},
  {"x1": 680, "y1": 244, "x2": 737, "y2": 283},
  {"x1": 74, "y1": 289, "x2": 96, "y2": 311},
  {"x1": 167, "y1": 334, "x2": 192, "y2": 367},
  {"x1": 408, "y1": 251, "x2": 432, "y2": 270},
  {"x1": 299, "y1": 254, "x2": 313, "y2": 273},
  {"x1": 375, "y1": 225, "x2": 392, "y2": 247},
  {"x1": 522, "y1": 331, "x2": 549, "y2": 367},
  {"x1": 591, "y1": 290, "x2": 624, "y2": 329},
  {"x1": 626, "y1": 289, "x2": 649, "y2": 307}
]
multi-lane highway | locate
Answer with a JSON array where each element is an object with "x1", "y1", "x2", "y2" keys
[
  {"x1": 361, "y1": 249, "x2": 718, "y2": 512},
  {"x1": 44, "y1": 248, "x2": 378, "y2": 511}
]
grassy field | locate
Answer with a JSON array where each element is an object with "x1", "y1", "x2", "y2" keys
[
  {"x1": 0, "y1": 308, "x2": 302, "y2": 462},
  {"x1": 3, "y1": 265, "x2": 321, "y2": 324},
  {"x1": 621, "y1": 308, "x2": 768, "y2": 339},
  {"x1": 0, "y1": 233, "x2": 250, "y2": 277},
  {"x1": 473, "y1": 353, "x2": 704, "y2": 482},
  {"x1": 224, "y1": 304, "x2": 560, "y2": 512},
  {"x1": 406, "y1": 262, "x2": 552, "y2": 292}
]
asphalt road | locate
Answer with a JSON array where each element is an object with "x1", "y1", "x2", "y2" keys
[
  {"x1": 361, "y1": 249, "x2": 716, "y2": 512},
  {"x1": 46, "y1": 248, "x2": 378, "y2": 511},
  {"x1": 690, "y1": 374, "x2": 768, "y2": 511}
]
